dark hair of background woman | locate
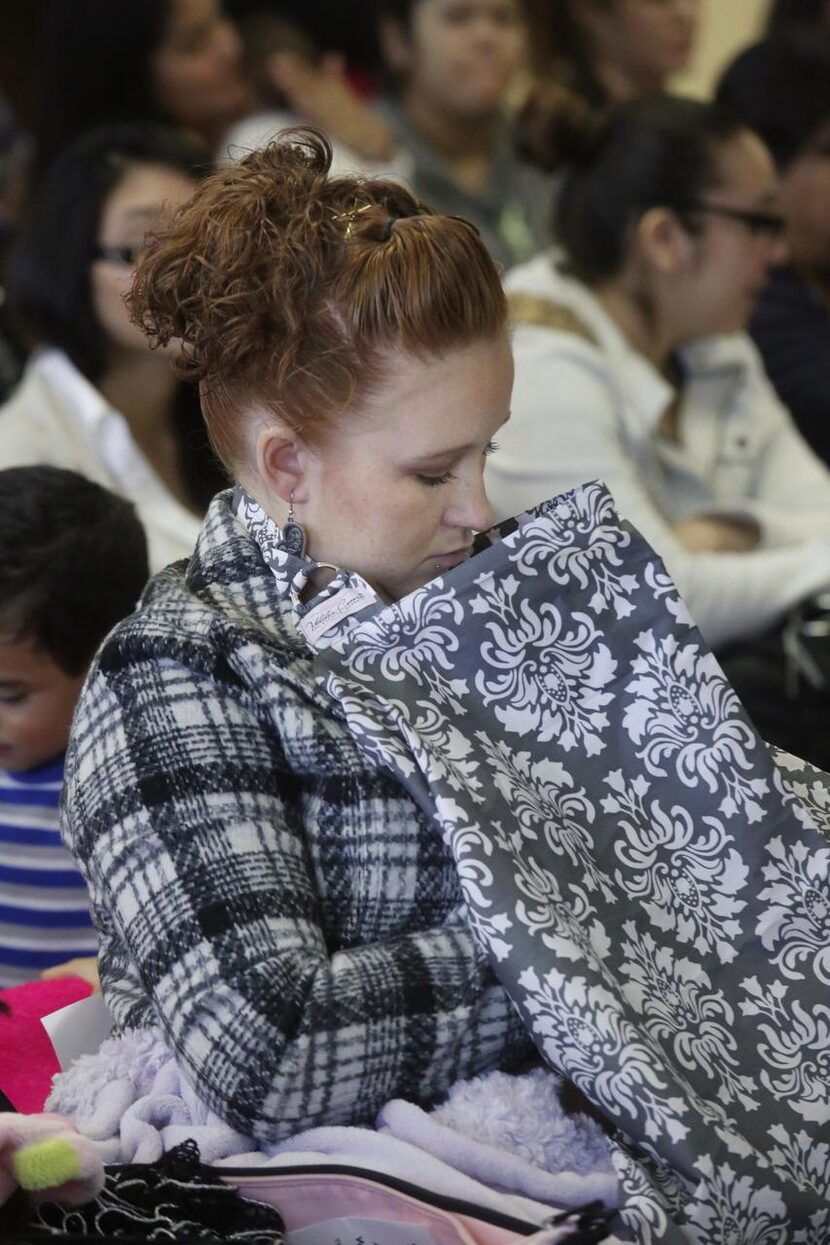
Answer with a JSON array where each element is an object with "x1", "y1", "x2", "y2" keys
[
  {"x1": 553, "y1": 95, "x2": 748, "y2": 283},
  {"x1": 33, "y1": 0, "x2": 170, "y2": 179},
  {"x1": 716, "y1": 29, "x2": 830, "y2": 170},
  {"x1": 523, "y1": 0, "x2": 608, "y2": 103},
  {"x1": 767, "y1": 0, "x2": 830, "y2": 34},
  {"x1": 9, "y1": 123, "x2": 226, "y2": 508}
]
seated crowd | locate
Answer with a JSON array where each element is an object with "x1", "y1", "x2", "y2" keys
[{"x1": 0, "y1": 2, "x2": 829, "y2": 1241}]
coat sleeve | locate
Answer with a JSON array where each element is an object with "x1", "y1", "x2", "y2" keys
[
  {"x1": 62, "y1": 629, "x2": 529, "y2": 1143},
  {"x1": 487, "y1": 327, "x2": 830, "y2": 649}
]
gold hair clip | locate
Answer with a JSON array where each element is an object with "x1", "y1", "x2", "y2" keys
[{"x1": 331, "y1": 201, "x2": 374, "y2": 239}]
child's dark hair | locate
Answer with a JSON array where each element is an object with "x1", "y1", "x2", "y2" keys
[{"x1": 0, "y1": 467, "x2": 149, "y2": 675}]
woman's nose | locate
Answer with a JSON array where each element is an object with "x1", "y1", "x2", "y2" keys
[{"x1": 448, "y1": 476, "x2": 494, "y2": 534}]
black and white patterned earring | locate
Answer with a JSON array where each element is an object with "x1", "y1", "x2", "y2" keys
[{"x1": 283, "y1": 490, "x2": 307, "y2": 558}]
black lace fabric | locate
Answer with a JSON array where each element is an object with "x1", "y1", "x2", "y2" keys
[{"x1": 16, "y1": 1140, "x2": 284, "y2": 1242}]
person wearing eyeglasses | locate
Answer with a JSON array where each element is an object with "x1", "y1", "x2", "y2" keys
[
  {"x1": 485, "y1": 96, "x2": 830, "y2": 763},
  {"x1": 0, "y1": 125, "x2": 226, "y2": 573},
  {"x1": 717, "y1": 33, "x2": 830, "y2": 471}
]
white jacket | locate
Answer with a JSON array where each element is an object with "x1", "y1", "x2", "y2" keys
[
  {"x1": 489, "y1": 254, "x2": 830, "y2": 648},
  {"x1": 0, "y1": 350, "x2": 201, "y2": 573}
]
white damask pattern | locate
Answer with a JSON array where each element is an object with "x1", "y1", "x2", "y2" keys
[{"x1": 471, "y1": 571, "x2": 616, "y2": 753}]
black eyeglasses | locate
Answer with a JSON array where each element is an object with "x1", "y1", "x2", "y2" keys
[
  {"x1": 92, "y1": 243, "x2": 144, "y2": 266},
  {"x1": 679, "y1": 201, "x2": 787, "y2": 240}
]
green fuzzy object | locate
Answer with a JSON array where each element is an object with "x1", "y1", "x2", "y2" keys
[{"x1": 13, "y1": 1137, "x2": 82, "y2": 1191}]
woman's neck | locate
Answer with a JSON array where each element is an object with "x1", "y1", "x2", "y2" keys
[
  {"x1": 591, "y1": 56, "x2": 664, "y2": 105},
  {"x1": 98, "y1": 351, "x2": 177, "y2": 441},
  {"x1": 401, "y1": 89, "x2": 497, "y2": 194},
  {"x1": 594, "y1": 277, "x2": 677, "y2": 373},
  {"x1": 97, "y1": 352, "x2": 200, "y2": 515}
]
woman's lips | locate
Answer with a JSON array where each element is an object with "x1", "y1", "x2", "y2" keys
[{"x1": 432, "y1": 547, "x2": 472, "y2": 568}]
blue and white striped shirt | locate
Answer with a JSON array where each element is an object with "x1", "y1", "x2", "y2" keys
[{"x1": 0, "y1": 755, "x2": 97, "y2": 986}]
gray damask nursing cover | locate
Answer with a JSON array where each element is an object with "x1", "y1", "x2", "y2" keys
[{"x1": 234, "y1": 482, "x2": 830, "y2": 1245}]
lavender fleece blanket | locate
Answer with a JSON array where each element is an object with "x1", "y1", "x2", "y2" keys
[{"x1": 47, "y1": 1031, "x2": 615, "y2": 1223}]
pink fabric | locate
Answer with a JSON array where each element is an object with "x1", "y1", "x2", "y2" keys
[
  {"x1": 228, "y1": 1170, "x2": 580, "y2": 1245},
  {"x1": 0, "y1": 977, "x2": 93, "y2": 1112}
]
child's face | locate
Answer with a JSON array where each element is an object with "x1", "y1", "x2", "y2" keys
[{"x1": 0, "y1": 636, "x2": 86, "y2": 773}]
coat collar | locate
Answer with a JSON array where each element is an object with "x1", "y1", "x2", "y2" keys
[{"x1": 182, "y1": 489, "x2": 381, "y2": 653}]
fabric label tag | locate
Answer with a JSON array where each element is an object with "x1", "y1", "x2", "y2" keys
[{"x1": 297, "y1": 587, "x2": 377, "y2": 646}]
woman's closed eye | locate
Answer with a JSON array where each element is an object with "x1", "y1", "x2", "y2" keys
[
  {"x1": 416, "y1": 469, "x2": 457, "y2": 487},
  {"x1": 415, "y1": 440, "x2": 500, "y2": 487}
]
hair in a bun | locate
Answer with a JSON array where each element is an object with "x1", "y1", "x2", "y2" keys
[{"x1": 129, "y1": 128, "x2": 507, "y2": 470}]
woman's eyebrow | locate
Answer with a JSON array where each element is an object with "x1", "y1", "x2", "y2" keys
[
  {"x1": 408, "y1": 445, "x2": 475, "y2": 466},
  {"x1": 406, "y1": 418, "x2": 510, "y2": 466}
]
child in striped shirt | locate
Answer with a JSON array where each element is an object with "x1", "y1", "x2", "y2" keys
[{"x1": 0, "y1": 466, "x2": 149, "y2": 986}]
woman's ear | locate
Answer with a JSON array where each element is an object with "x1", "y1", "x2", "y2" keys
[
  {"x1": 255, "y1": 425, "x2": 308, "y2": 506},
  {"x1": 635, "y1": 206, "x2": 695, "y2": 276}
]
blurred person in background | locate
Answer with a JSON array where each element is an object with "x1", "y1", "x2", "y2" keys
[
  {"x1": 718, "y1": 33, "x2": 830, "y2": 467},
  {"x1": 221, "y1": 13, "x2": 404, "y2": 177},
  {"x1": 33, "y1": 0, "x2": 253, "y2": 177},
  {"x1": 1, "y1": 125, "x2": 225, "y2": 572},
  {"x1": 517, "y1": 0, "x2": 699, "y2": 177},
  {"x1": 529, "y1": 0, "x2": 699, "y2": 106},
  {"x1": 33, "y1": 0, "x2": 401, "y2": 186},
  {"x1": 377, "y1": 0, "x2": 553, "y2": 269},
  {"x1": 486, "y1": 96, "x2": 830, "y2": 764},
  {"x1": 0, "y1": 466, "x2": 149, "y2": 989}
]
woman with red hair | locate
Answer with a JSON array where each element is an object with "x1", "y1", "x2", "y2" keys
[{"x1": 58, "y1": 129, "x2": 526, "y2": 1143}]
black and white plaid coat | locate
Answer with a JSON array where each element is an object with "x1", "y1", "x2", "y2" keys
[{"x1": 62, "y1": 493, "x2": 532, "y2": 1144}]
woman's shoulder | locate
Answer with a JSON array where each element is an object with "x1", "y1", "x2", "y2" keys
[
  {"x1": 94, "y1": 497, "x2": 310, "y2": 692},
  {"x1": 0, "y1": 352, "x2": 65, "y2": 451},
  {"x1": 0, "y1": 350, "x2": 105, "y2": 474},
  {"x1": 505, "y1": 254, "x2": 611, "y2": 357}
]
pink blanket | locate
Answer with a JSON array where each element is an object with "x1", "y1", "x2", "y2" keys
[{"x1": 0, "y1": 977, "x2": 93, "y2": 1112}]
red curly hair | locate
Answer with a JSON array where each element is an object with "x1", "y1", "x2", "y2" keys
[{"x1": 128, "y1": 128, "x2": 508, "y2": 472}]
